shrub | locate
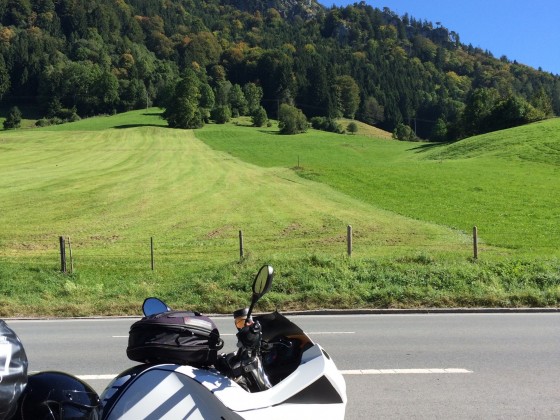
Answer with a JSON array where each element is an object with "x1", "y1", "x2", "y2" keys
[
  {"x1": 347, "y1": 121, "x2": 358, "y2": 134},
  {"x1": 3, "y1": 106, "x2": 22, "y2": 129},
  {"x1": 278, "y1": 104, "x2": 308, "y2": 134},
  {"x1": 310, "y1": 116, "x2": 344, "y2": 134},
  {"x1": 212, "y1": 105, "x2": 232, "y2": 124},
  {"x1": 35, "y1": 119, "x2": 51, "y2": 127},
  {"x1": 251, "y1": 106, "x2": 268, "y2": 127},
  {"x1": 392, "y1": 122, "x2": 417, "y2": 141}
]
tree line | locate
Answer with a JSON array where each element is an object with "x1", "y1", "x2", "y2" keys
[{"x1": 0, "y1": 0, "x2": 558, "y2": 140}]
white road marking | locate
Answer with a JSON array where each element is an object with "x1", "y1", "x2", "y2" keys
[
  {"x1": 341, "y1": 368, "x2": 473, "y2": 375},
  {"x1": 76, "y1": 368, "x2": 472, "y2": 381},
  {"x1": 114, "y1": 331, "x2": 356, "y2": 338}
]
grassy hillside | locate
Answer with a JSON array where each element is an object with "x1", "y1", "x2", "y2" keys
[
  {"x1": 0, "y1": 112, "x2": 460, "y2": 253},
  {"x1": 338, "y1": 118, "x2": 393, "y2": 139},
  {"x1": 1, "y1": 110, "x2": 558, "y2": 315},
  {"x1": 197, "y1": 119, "x2": 560, "y2": 254},
  {"x1": 426, "y1": 118, "x2": 560, "y2": 165}
]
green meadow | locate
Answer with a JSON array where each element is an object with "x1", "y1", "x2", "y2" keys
[
  {"x1": 0, "y1": 110, "x2": 558, "y2": 316},
  {"x1": 197, "y1": 119, "x2": 560, "y2": 253}
]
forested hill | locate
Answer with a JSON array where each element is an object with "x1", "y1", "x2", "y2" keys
[{"x1": 0, "y1": 0, "x2": 558, "y2": 140}]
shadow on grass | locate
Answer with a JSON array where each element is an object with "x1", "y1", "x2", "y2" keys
[
  {"x1": 407, "y1": 142, "x2": 449, "y2": 154},
  {"x1": 258, "y1": 129, "x2": 281, "y2": 135},
  {"x1": 114, "y1": 123, "x2": 167, "y2": 129}
]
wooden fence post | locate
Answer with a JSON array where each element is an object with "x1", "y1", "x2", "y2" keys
[
  {"x1": 473, "y1": 226, "x2": 478, "y2": 260},
  {"x1": 239, "y1": 230, "x2": 244, "y2": 260},
  {"x1": 347, "y1": 225, "x2": 353, "y2": 257},
  {"x1": 150, "y1": 237, "x2": 154, "y2": 270},
  {"x1": 59, "y1": 236, "x2": 67, "y2": 273}
]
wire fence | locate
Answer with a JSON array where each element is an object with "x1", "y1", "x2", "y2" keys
[{"x1": 2, "y1": 225, "x2": 558, "y2": 274}]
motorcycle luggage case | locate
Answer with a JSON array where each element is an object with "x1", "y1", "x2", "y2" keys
[{"x1": 127, "y1": 311, "x2": 223, "y2": 366}]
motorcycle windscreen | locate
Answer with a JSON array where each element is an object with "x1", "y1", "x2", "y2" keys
[
  {"x1": 103, "y1": 368, "x2": 243, "y2": 420},
  {"x1": 255, "y1": 311, "x2": 311, "y2": 344}
]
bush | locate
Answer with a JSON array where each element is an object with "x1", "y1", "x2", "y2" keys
[
  {"x1": 67, "y1": 112, "x2": 81, "y2": 123},
  {"x1": 35, "y1": 119, "x2": 51, "y2": 127},
  {"x1": 212, "y1": 105, "x2": 232, "y2": 124},
  {"x1": 3, "y1": 106, "x2": 22, "y2": 130},
  {"x1": 278, "y1": 104, "x2": 308, "y2": 134},
  {"x1": 56, "y1": 107, "x2": 80, "y2": 122},
  {"x1": 251, "y1": 106, "x2": 268, "y2": 127},
  {"x1": 310, "y1": 116, "x2": 344, "y2": 134},
  {"x1": 392, "y1": 122, "x2": 417, "y2": 141},
  {"x1": 346, "y1": 121, "x2": 358, "y2": 134}
]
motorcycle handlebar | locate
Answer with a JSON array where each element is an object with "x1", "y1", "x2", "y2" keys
[{"x1": 236, "y1": 321, "x2": 262, "y2": 349}]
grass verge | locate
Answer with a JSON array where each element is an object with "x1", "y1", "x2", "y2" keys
[{"x1": 1, "y1": 255, "x2": 558, "y2": 317}]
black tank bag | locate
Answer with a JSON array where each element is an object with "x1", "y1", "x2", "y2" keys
[
  {"x1": 0, "y1": 320, "x2": 28, "y2": 419},
  {"x1": 127, "y1": 311, "x2": 223, "y2": 367}
]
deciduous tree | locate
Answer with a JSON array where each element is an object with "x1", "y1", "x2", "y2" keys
[
  {"x1": 229, "y1": 84, "x2": 247, "y2": 117},
  {"x1": 335, "y1": 75, "x2": 360, "y2": 119},
  {"x1": 243, "y1": 83, "x2": 263, "y2": 113},
  {"x1": 163, "y1": 68, "x2": 203, "y2": 129},
  {"x1": 347, "y1": 121, "x2": 358, "y2": 134},
  {"x1": 251, "y1": 106, "x2": 268, "y2": 127},
  {"x1": 278, "y1": 103, "x2": 307, "y2": 134}
]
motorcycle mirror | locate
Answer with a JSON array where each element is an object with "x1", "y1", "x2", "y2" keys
[
  {"x1": 142, "y1": 297, "x2": 171, "y2": 316},
  {"x1": 253, "y1": 265, "x2": 274, "y2": 296},
  {"x1": 246, "y1": 265, "x2": 274, "y2": 322}
]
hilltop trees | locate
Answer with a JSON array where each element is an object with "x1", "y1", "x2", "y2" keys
[
  {"x1": 0, "y1": 0, "x2": 557, "y2": 139},
  {"x1": 462, "y1": 88, "x2": 544, "y2": 136},
  {"x1": 162, "y1": 69, "x2": 268, "y2": 128}
]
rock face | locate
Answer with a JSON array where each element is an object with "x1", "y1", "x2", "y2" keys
[{"x1": 223, "y1": 0, "x2": 324, "y2": 20}]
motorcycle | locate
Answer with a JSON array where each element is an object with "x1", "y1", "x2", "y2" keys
[{"x1": 15, "y1": 265, "x2": 347, "y2": 419}]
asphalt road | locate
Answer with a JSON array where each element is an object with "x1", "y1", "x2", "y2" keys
[{"x1": 8, "y1": 313, "x2": 560, "y2": 419}]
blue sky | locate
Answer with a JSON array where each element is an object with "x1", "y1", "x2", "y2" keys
[{"x1": 322, "y1": 1, "x2": 560, "y2": 75}]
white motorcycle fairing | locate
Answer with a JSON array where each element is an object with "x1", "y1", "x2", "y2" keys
[{"x1": 99, "y1": 343, "x2": 346, "y2": 419}]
